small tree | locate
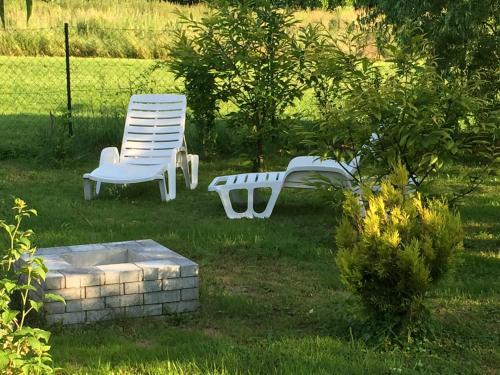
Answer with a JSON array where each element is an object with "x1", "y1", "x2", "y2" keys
[
  {"x1": 0, "y1": 0, "x2": 33, "y2": 28},
  {"x1": 169, "y1": 0, "x2": 319, "y2": 170},
  {"x1": 306, "y1": 24, "x2": 497, "y2": 197},
  {"x1": 335, "y1": 164, "x2": 463, "y2": 327},
  {"x1": 168, "y1": 21, "x2": 220, "y2": 159},
  {"x1": 0, "y1": 199, "x2": 63, "y2": 374}
]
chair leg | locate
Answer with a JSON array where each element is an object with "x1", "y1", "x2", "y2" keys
[
  {"x1": 83, "y1": 178, "x2": 94, "y2": 201},
  {"x1": 188, "y1": 154, "x2": 199, "y2": 190},
  {"x1": 167, "y1": 166, "x2": 176, "y2": 200},
  {"x1": 158, "y1": 178, "x2": 168, "y2": 202},
  {"x1": 181, "y1": 154, "x2": 199, "y2": 190},
  {"x1": 253, "y1": 185, "x2": 282, "y2": 219},
  {"x1": 96, "y1": 182, "x2": 102, "y2": 196},
  {"x1": 218, "y1": 190, "x2": 246, "y2": 219},
  {"x1": 180, "y1": 153, "x2": 190, "y2": 189},
  {"x1": 246, "y1": 188, "x2": 255, "y2": 218}
]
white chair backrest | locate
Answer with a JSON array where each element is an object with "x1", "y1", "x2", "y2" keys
[{"x1": 120, "y1": 94, "x2": 187, "y2": 166}]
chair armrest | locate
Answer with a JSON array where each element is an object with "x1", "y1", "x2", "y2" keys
[
  {"x1": 99, "y1": 147, "x2": 119, "y2": 166},
  {"x1": 208, "y1": 175, "x2": 230, "y2": 191}
]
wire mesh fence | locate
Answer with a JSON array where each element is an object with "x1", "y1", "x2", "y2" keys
[{"x1": 0, "y1": 25, "x2": 176, "y2": 137}]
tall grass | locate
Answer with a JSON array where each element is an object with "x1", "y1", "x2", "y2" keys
[{"x1": 0, "y1": 0, "x2": 358, "y2": 58}]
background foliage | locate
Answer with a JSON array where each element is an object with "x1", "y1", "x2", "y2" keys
[
  {"x1": 354, "y1": 0, "x2": 500, "y2": 100},
  {"x1": 306, "y1": 24, "x2": 497, "y2": 199},
  {"x1": 169, "y1": 0, "x2": 320, "y2": 170}
]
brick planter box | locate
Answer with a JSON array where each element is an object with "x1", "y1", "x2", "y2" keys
[{"x1": 29, "y1": 240, "x2": 199, "y2": 325}]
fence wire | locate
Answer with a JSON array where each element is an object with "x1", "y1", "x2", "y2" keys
[{"x1": 0, "y1": 25, "x2": 176, "y2": 131}]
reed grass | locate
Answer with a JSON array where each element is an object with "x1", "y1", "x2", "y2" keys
[{"x1": 0, "y1": 0, "x2": 358, "y2": 58}]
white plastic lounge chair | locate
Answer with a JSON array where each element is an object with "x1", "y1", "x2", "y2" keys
[
  {"x1": 208, "y1": 156, "x2": 360, "y2": 219},
  {"x1": 83, "y1": 94, "x2": 198, "y2": 201}
]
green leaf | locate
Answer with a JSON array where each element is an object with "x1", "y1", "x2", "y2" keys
[
  {"x1": 2, "y1": 310, "x2": 19, "y2": 325},
  {"x1": 2, "y1": 280, "x2": 17, "y2": 293},
  {"x1": 0, "y1": 350, "x2": 9, "y2": 369},
  {"x1": 0, "y1": 0, "x2": 4, "y2": 29},
  {"x1": 44, "y1": 293, "x2": 65, "y2": 304},
  {"x1": 30, "y1": 299, "x2": 43, "y2": 312},
  {"x1": 34, "y1": 327, "x2": 51, "y2": 342},
  {"x1": 26, "y1": 0, "x2": 33, "y2": 24}
]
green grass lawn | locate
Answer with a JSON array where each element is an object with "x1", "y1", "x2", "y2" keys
[
  {"x1": 0, "y1": 157, "x2": 498, "y2": 374},
  {"x1": 0, "y1": 55, "x2": 176, "y2": 119},
  {"x1": 0, "y1": 55, "x2": 176, "y2": 158}
]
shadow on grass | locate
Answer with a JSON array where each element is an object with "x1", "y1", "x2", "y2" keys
[
  {"x1": 51, "y1": 317, "x2": 404, "y2": 375},
  {"x1": 0, "y1": 113, "x2": 124, "y2": 162}
]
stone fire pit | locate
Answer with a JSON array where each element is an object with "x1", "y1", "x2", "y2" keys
[{"x1": 32, "y1": 240, "x2": 199, "y2": 325}]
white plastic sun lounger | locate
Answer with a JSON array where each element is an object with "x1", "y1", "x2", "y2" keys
[
  {"x1": 208, "y1": 156, "x2": 360, "y2": 219},
  {"x1": 83, "y1": 94, "x2": 198, "y2": 201}
]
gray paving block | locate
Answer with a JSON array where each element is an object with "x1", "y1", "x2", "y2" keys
[
  {"x1": 181, "y1": 288, "x2": 199, "y2": 301},
  {"x1": 144, "y1": 290, "x2": 180, "y2": 304},
  {"x1": 171, "y1": 258, "x2": 199, "y2": 277},
  {"x1": 44, "y1": 301, "x2": 65, "y2": 314},
  {"x1": 135, "y1": 259, "x2": 180, "y2": 279},
  {"x1": 163, "y1": 277, "x2": 199, "y2": 291},
  {"x1": 86, "y1": 308, "x2": 125, "y2": 322},
  {"x1": 46, "y1": 311, "x2": 85, "y2": 325},
  {"x1": 66, "y1": 298, "x2": 105, "y2": 312},
  {"x1": 124, "y1": 280, "x2": 162, "y2": 294},
  {"x1": 55, "y1": 287, "x2": 83, "y2": 301},
  {"x1": 45, "y1": 271, "x2": 65, "y2": 290},
  {"x1": 105, "y1": 293, "x2": 143, "y2": 308}
]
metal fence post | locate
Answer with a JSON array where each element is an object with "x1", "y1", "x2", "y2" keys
[{"x1": 64, "y1": 22, "x2": 73, "y2": 136}]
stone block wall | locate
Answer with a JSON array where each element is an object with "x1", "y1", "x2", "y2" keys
[{"x1": 31, "y1": 240, "x2": 199, "y2": 325}]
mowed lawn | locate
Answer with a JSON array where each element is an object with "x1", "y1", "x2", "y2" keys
[
  {"x1": 0, "y1": 55, "x2": 177, "y2": 159},
  {"x1": 0, "y1": 156, "x2": 498, "y2": 374}
]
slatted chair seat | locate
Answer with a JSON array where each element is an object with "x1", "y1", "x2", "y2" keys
[{"x1": 210, "y1": 172, "x2": 286, "y2": 190}]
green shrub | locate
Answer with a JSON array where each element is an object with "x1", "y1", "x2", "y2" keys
[
  {"x1": 168, "y1": 0, "x2": 320, "y2": 170},
  {"x1": 306, "y1": 23, "x2": 497, "y2": 201},
  {"x1": 335, "y1": 164, "x2": 463, "y2": 325},
  {"x1": 0, "y1": 198, "x2": 64, "y2": 374},
  {"x1": 168, "y1": 26, "x2": 219, "y2": 159},
  {"x1": 354, "y1": 0, "x2": 499, "y2": 101}
]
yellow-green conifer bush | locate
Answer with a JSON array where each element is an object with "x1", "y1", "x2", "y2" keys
[{"x1": 335, "y1": 165, "x2": 463, "y2": 324}]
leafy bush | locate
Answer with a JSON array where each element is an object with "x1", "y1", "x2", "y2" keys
[
  {"x1": 168, "y1": 0, "x2": 320, "y2": 170},
  {"x1": 354, "y1": 0, "x2": 499, "y2": 100},
  {"x1": 335, "y1": 164, "x2": 463, "y2": 325},
  {"x1": 0, "y1": 199, "x2": 63, "y2": 374},
  {"x1": 306, "y1": 24, "x2": 497, "y2": 199},
  {"x1": 168, "y1": 26, "x2": 220, "y2": 159}
]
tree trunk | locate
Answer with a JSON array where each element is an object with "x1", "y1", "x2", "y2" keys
[{"x1": 254, "y1": 137, "x2": 264, "y2": 172}]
